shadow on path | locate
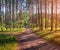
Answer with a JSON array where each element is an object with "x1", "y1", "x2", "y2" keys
[{"x1": 15, "y1": 29, "x2": 60, "y2": 50}]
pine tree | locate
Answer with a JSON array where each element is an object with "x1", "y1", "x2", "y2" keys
[{"x1": 51, "y1": 0, "x2": 53, "y2": 31}]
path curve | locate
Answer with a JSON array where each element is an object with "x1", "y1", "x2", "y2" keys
[{"x1": 15, "y1": 29, "x2": 60, "y2": 50}]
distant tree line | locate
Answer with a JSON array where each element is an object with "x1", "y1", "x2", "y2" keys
[
  {"x1": 27, "y1": 0, "x2": 58, "y2": 31},
  {"x1": 0, "y1": 0, "x2": 59, "y2": 32}
]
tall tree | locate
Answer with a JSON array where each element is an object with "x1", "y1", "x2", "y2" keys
[
  {"x1": 20, "y1": 0, "x2": 22, "y2": 28},
  {"x1": 48, "y1": 0, "x2": 50, "y2": 29},
  {"x1": 0, "y1": 0, "x2": 1, "y2": 23},
  {"x1": 40, "y1": 0, "x2": 43, "y2": 31},
  {"x1": 0, "y1": 0, "x2": 2, "y2": 31},
  {"x1": 55, "y1": 0, "x2": 57, "y2": 31},
  {"x1": 36, "y1": 0, "x2": 37, "y2": 27},
  {"x1": 31, "y1": 0, "x2": 34, "y2": 28},
  {"x1": 51, "y1": 0, "x2": 53, "y2": 31},
  {"x1": 45, "y1": 0, "x2": 47, "y2": 29},
  {"x1": 1, "y1": 0, "x2": 3, "y2": 31},
  {"x1": 12, "y1": 0, "x2": 14, "y2": 29},
  {"x1": 36, "y1": 0, "x2": 40, "y2": 28}
]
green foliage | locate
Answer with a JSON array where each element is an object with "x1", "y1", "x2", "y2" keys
[
  {"x1": 33, "y1": 27, "x2": 60, "y2": 45},
  {"x1": 0, "y1": 34, "x2": 17, "y2": 50},
  {"x1": 0, "y1": 34, "x2": 17, "y2": 45}
]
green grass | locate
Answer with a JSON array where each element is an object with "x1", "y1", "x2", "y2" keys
[
  {"x1": 0, "y1": 28, "x2": 26, "y2": 50},
  {"x1": 0, "y1": 28, "x2": 26, "y2": 34},
  {"x1": 0, "y1": 43, "x2": 17, "y2": 50},
  {"x1": 0, "y1": 34, "x2": 17, "y2": 50},
  {"x1": 43, "y1": 31, "x2": 60, "y2": 45},
  {"x1": 32, "y1": 27, "x2": 60, "y2": 45}
]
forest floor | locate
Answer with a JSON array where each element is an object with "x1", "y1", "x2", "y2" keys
[{"x1": 14, "y1": 29, "x2": 60, "y2": 50}]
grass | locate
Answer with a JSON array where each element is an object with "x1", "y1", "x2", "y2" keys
[
  {"x1": 0, "y1": 43, "x2": 17, "y2": 50},
  {"x1": 0, "y1": 28, "x2": 26, "y2": 34},
  {"x1": 43, "y1": 31, "x2": 60, "y2": 45},
  {"x1": 0, "y1": 28, "x2": 26, "y2": 50},
  {"x1": 0, "y1": 34, "x2": 17, "y2": 50},
  {"x1": 32, "y1": 27, "x2": 60, "y2": 46}
]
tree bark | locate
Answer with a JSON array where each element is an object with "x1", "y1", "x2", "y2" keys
[
  {"x1": 55, "y1": 0, "x2": 57, "y2": 31},
  {"x1": 51, "y1": 0, "x2": 53, "y2": 31},
  {"x1": 40, "y1": 0, "x2": 43, "y2": 31}
]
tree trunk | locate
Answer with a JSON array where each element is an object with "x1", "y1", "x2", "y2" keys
[
  {"x1": 40, "y1": 0, "x2": 43, "y2": 31},
  {"x1": 51, "y1": 0, "x2": 53, "y2": 31},
  {"x1": 20, "y1": 0, "x2": 22, "y2": 28},
  {"x1": 45, "y1": 0, "x2": 47, "y2": 29},
  {"x1": 37, "y1": 0, "x2": 41, "y2": 30},
  {"x1": 55, "y1": 0, "x2": 57, "y2": 31}
]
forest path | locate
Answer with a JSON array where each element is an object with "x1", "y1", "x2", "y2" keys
[{"x1": 15, "y1": 29, "x2": 60, "y2": 50}]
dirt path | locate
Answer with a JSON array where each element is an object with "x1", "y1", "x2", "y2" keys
[{"x1": 15, "y1": 29, "x2": 60, "y2": 50}]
